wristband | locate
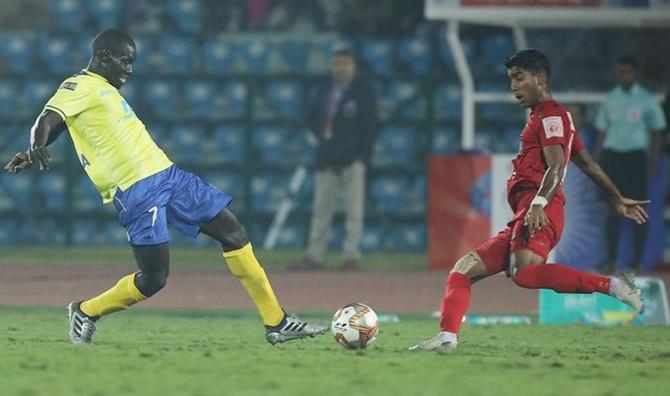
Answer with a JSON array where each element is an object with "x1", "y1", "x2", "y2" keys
[{"x1": 531, "y1": 195, "x2": 548, "y2": 208}]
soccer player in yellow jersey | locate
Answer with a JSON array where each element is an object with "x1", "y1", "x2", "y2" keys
[{"x1": 4, "y1": 29, "x2": 327, "y2": 345}]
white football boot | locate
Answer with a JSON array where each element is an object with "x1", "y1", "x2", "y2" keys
[
  {"x1": 609, "y1": 273, "x2": 644, "y2": 314},
  {"x1": 265, "y1": 313, "x2": 328, "y2": 345},
  {"x1": 409, "y1": 331, "x2": 458, "y2": 352},
  {"x1": 67, "y1": 302, "x2": 97, "y2": 344}
]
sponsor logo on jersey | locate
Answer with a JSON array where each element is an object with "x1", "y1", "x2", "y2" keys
[
  {"x1": 541, "y1": 116, "x2": 564, "y2": 139},
  {"x1": 60, "y1": 81, "x2": 78, "y2": 91}
]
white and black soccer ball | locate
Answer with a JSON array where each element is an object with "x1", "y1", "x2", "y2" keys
[{"x1": 331, "y1": 302, "x2": 379, "y2": 349}]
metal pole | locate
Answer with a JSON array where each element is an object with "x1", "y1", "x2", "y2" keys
[{"x1": 447, "y1": 20, "x2": 475, "y2": 150}]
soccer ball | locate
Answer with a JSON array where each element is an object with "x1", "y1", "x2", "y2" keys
[{"x1": 331, "y1": 302, "x2": 379, "y2": 349}]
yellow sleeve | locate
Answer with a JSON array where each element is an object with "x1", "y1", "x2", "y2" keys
[{"x1": 44, "y1": 80, "x2": 93, "y2": 120}]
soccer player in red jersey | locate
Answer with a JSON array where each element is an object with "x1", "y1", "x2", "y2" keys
[{"x1": 410, "y1": 49, "x2": 649, "y2": 352}]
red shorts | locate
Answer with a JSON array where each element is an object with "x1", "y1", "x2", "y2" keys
[{"x1": 475, "y1": 187, "x2": 564, "y2": 275}]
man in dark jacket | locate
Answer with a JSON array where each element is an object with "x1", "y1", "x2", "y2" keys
[{"x1": 292, "y1": 48, "x2": 377, "y2": 270}]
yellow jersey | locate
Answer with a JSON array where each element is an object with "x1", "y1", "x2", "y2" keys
[{"x1": 45, "y1": 69, "x2": 172, "y2": 204}]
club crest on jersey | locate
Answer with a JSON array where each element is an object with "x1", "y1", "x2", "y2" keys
[
  {"x1": 59, "y1": 82, "x2": 78, "y2": 91},
  {"x1": 541, "y1": 116, "x2": 564, "y2": 139}
]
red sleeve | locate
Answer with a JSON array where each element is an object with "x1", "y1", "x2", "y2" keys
[
  {"x1": 538, "y1": 109, "x2": 569, "y2": 148},
  {"x1": 571, "y1": 132, "x2": 585, "y2": 156}
]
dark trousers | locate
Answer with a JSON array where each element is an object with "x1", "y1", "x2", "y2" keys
[{"x1": 600, "y1": 149, "x2": 647, "y2": 271}]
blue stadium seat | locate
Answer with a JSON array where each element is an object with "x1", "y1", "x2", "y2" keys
[
  {"x1": 167, "y1": 0, "x2": 203, "y2": 34},
  {"x1": 142, "y1": 79, "x2": 177, "y2": 117},
  {"x1": 146, "y1": 123, "x2": 170, "y2": 151},
  {"x1": 407, "y1": 176, "x2": 426, "y2": 213},
  {"x1": 283, "y1": 128, "x2": 314, "y2": 166},
  {"x1": 89, "y1": 0, "x2": 123, "y2": 28},
  {"x1": 392, "y1": 223, "x2": 426, "y2": 251},
  {"x1": 169, "y1": 124, "x2": 205, "y2": 162},
  {"x1": 265, "y1": 80, "x2": 302, "y2": 118},
  {"x1": 250, "y1": 174, "x2": 284, "y2": 212},
  {"x1": 360, "y1": 38, "x2": 394, "y2": 76},
  {"x1": 370, "y1": 176, "x2": 406, "y2": 214},
  {"x1": 0, "y1": 32, "x2": 34, "y2": 72},
  {"x1": 72, "y1": 220, "x2": 98, "y2": 245},
  {"x1": 203, "y1": 172, "x2": 243, "y2": 197},
  {"x1": 432, "y1": 127, "x2": 460, "y2": 154},
  {"x1": 49, "y1": 0, "x2": 84, "y2": 30},
  {"x1": 252, "y1": 126, "x2": 287, "y2": 164},
  {"x1": 437, "y1": 35, "x2": 476, "y2": 67},
  {"x1": 373, "y1": 127, "x2": 415, "y2": 166},
  {"x1": 128, "y1": 34, "x2": 156, "y2": 73},
  {"x1": 37, "y1": 173, "x2": 66, "y2": 210},
  {"x1": 480, "y1": 34, "x2": 516, "y2": 73},
  {"x1": 238, "y1": 38, "x2": 271, "y2": 74},
  {"x1": 211, "y1": 124, "x2": 245, "y2": 164},
  {"x1": 104, "y1": 220, "x2": 128, "y2": 245},
  {"x1": 221, "y1": 81, "x2": 247, "y2": 118},
  {"x1": 0, "y1": 80, "x2": 20, "y2": 117},
  {"x1": 157, "y1": 35, "x2": 195, "y2": 73},
  {"x1": 399, "y1": 36, "x2": 432, "y2": 75},
  {"x1": 360, "y1": 224, "x2": 383, "y2": 252},
  {"x1": 0, "y1": 218, "x2": 16, "y2": 245},
  {"x1": 277, "y1": 39, "x2": 310, "y2": 73},
  {"x1": 39, "y1": 34, "x2": 74, "y2": 73},
  {"x1": 433, "y1": 83, "x2": 461, "y2": 120},
  {"x1": 183, "y1": 80, "x2": 217, "y2": 118},
  {"x1": 73, "y1": 177, "x2": 101, "y2": 211},
  {"x1": 119, "y1": 81, "x2": 140, "y2": 108},
  {"x1": 0, "y1": 188, "x2": 16, "y2": 211},
  {"x1": 2, "y1": 176, "x2": 33, "y2": 208},
  {"x1": 202, "y1": 39, "x2": 235, "y2": 73},
  {"x1": 25, "y1": 80, "x2": 57, "y2": 111},
  {"x1": 275, "y1": 224, "x2": 304, "y2": 249},
  {"x1": 388, "y1": 81, "x2": 424, "y2": 119}
]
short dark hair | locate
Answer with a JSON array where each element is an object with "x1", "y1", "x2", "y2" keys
[
  {"x1": 504, "y1": 49, "x2": 551, "y2": 79},
  {"x1": 617, "y1": 55, "x2": 637, "y2": 69},
  {"x1": 92, "y1": 29, "x2": 135, "y2": 56}
]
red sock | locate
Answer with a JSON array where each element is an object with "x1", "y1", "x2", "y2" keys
[
  {"x1": 513, "y1": 263, "x2": 610, "y2": 294},
  {"x1": 439, "y1": 272, "x2": 472, "y2": 333}
]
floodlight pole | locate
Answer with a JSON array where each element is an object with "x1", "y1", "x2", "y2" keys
[{"x1": 446, "y1": 20, "x2": 475, "y2": 151}]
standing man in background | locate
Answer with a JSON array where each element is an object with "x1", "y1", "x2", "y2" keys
[
  {"x1": 595, "y1": 56, "x2": 667, "y2": 274},
  {"x1": 291, "y1": 48, "x2": 378, "y2": 271}
]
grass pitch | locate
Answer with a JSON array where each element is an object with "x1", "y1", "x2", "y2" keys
[{"x1": 1, "y1": 306, "x2": 669, "y2": 396}]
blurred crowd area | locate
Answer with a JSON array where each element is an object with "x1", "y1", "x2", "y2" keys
[{"x1": 0, "y1": 0, "x2": 668, "y2": 252}]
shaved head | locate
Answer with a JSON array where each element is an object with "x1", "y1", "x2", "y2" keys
[{"x1": 91, "y1": 29, "x2": 135, "y2": 57}]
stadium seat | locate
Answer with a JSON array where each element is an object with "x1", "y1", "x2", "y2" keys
[
  {"x1": 370, "y1": 176, "x2": 406, "y2": 214},
  {"x1": 480, "y1": 34, "x2": 516, "y2": 73},
  {"x1": 39, "y1": 34, "x2": 75, "y2": 73},
  {"x1": 250, "y1": 174, "x2": 285, "y2": 213},
  {"x1": 399, "y1": 36, "x2": 432, "y2": 75},
  {"x1": 183, "y1": 79, "x2": 218, "y2": 118},
  {"x1": 36, "y1": 173, "x2": 66, "y2": 211},
  {"x1": 392, "y1": 223, "x2": 426, "y2": 251},
  {"x1": 252, "y1": 126, "x2": 287, "y2": 164},
  {"x1": 203, "y1": 172, "x2": 244, "y2": 198},
  {"x1": 2, "y1": 176, "x2": 33, "y2": 209},
  {"x1": 0, "y1": 32, "x2": 34, "y2": 72},
  {"x1": 73, "y1": 177, "x2": 102, "y2": 211},
  {"x1": 0, "y1": 80, "x2": 20, "y2": 117},
  {"x1": 25, "y1": 80, "x2": 57, "y2": 111},
  {"x1": 49, "y1": 0, "x2": 84, "y2": 30},
  {"x1": 210, "y1": 124, "x2": 245, "y2": 164},
  {"x1": 127, "y1": 34, "x2": 156, "y2": 73},
  {"x1": 88, "y1": 0, "x2": 123, "y2": 29},
  {"x1": 437, "y1": 35, "x2": 476, "y2": 67},
  {"x1": 407, "y1": 176, "x2": 426, "y2": 214},
  {"x1": 0, "y1": 218, "x2": 16, "y2": 245},
  {"x1": 265, "y1": 80, "x2": 302, "y2": 117},
  {"x1": 433, "y1": 83, "x2": 461, "y2": 120},
  {"x1": 360, "y1": 224, "x2": 383, "y2": 252},
  {"x1": 387, "y1": 81, "x2": 425, "y2": 119},
  {"x1": 142, "y1": 79, "x2": 177, "y2": 117},
  {"x1": 169, "y1": 124, "x2": 205, "y2": 163},
  {"x1": 431, "y1": 127, "x2": 460, "y2": 154},
  {"x1": 360, "y1": 38, "x2": 394, "y2": 76},
  {"x1": 72, "y1": 220, "x2": 99, "y2": 245},
  {"x1": 277, "y1": 39, "x2": 311, "y2": 73},
  {"x1": 167, "y1": 0, "x2": 203, "y2": 34},
  {"x1": 157, "y1": 35, "x2": 195, "y2": 73},
  {"x1": 274, "y1": 224, "x2": 304, "y2": 249},
  {"x1": 221, "y1": 81, "x2": 248, "y2": 118},
  {"x1": 238, "y1": 38, "x2": 271, "y2": 74},
  {"x1": 202, "y1": 39, "x2": 236, "y2": 74},
  {"x1": 119, "y1": 81, "x2": 140, "y2": 108},
  {"x1": 373, "y1": 127, "x2": 415, "y2": 166},
  {"x1": 104, "y1": 220, "x2": 128, "y2": 245}
]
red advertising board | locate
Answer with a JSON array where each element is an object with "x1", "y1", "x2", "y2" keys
[{"x1": 428, "y1": 155, "x2": 491, "y2": 270}]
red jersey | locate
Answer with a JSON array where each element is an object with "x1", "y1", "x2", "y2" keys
[{"x1": 507, "y1": 100, "x2": 585, "y2": 204}]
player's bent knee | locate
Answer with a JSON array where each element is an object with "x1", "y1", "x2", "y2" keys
[
  {"x1": 135, "y1": 270, "x2": 169, "y2": 297},
  {"x1": 220, "y1": 225, "x2": 249, "y2": 252},
  {"x1": 450, "y1": 251, "x2": 488, "y2": 280},
  {"x1": 510, "y1": 250, "x2": 545, "y2": 284}
]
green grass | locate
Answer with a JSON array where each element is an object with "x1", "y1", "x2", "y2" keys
[
  {"x1": 1, "y1": 306, "x2": 669, "y2": 396},
  {"x1": 0, "y1": 246, "x2": 427, "y2": 270}
]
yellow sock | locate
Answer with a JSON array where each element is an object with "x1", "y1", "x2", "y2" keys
[
  {"x1": 80, "y1": 273, "x2": 147, "y2": 317},
  {"x1": 223, "y1": 243, "x2": 284, "y2": 326}
]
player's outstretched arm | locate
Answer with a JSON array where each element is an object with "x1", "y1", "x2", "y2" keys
[
  {"x1": 4, "y1": 110, "x2": 65, "y2": 173},
  {"x1": 571, "y1": 149, "x2": 649, "y2": 225}
]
